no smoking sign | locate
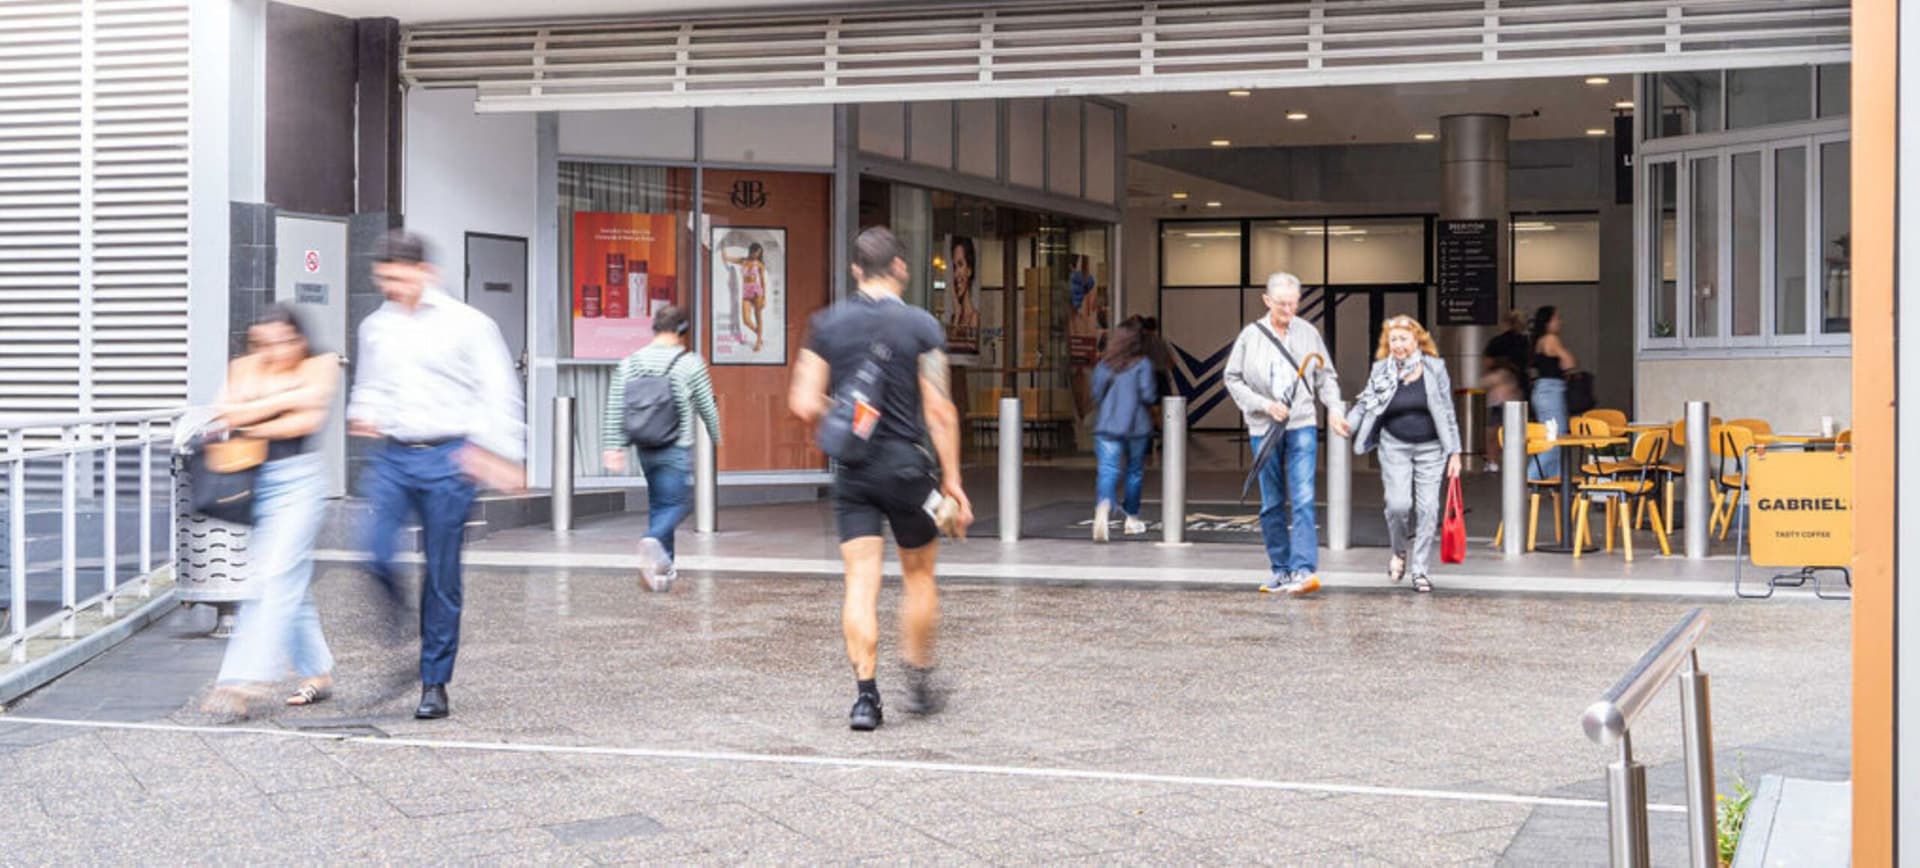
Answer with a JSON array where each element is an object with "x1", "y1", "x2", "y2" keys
[{"x1": 303, "y1": 250, "x2": 320, "y2": 273}]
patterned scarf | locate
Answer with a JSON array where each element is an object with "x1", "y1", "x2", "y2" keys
[{"x1": 1353, "y1": 352, "x2": 1422, "y2": 418}]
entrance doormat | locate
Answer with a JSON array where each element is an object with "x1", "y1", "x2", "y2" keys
[{"x1": 1009, "y1": 500, "x2": 1392, "y2": 548}]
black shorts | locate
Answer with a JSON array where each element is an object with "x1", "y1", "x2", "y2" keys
[{"x1": 832, "y1": 442, "x2": 940, "y2": 549}]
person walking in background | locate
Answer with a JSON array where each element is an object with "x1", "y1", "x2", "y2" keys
[
  {"x1": 1528, "y1": 306, "x2": 1578, "y2": 481},
  {"x1": 789, "y1": 226, "x2": 972, "y2": 732},
  {"x1": 349, "y1": 230, "x2": 525, "y2": 721},
  {"x1": 1482, "y1": 308, "x2": 1532, "y2": 395},
  {"x1": 1140, "y1": 316, "x2": 1174, "y2": 403},
  {"x1": 201, "y1": 305, "x2": 341, "y2": 718},
  {"x1": 1090, "y1": 317, "x2": 1157, "y2": 542},
  {"x1": 1344, "y1": 316, "x2": 1463, "y2": 594},
  {"x1": 600, "y1": 305, "x2": 721, "y2": 591},
  {"x1": 1224, "y1": 272, "x2": 1349, "y2": 596}
]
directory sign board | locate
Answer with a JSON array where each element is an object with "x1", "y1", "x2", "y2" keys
[{"x1": 1437, "y1": 219, "x2": 1499, "y2": 326}]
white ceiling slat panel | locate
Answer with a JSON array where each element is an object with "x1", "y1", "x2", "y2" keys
[{"x1": 403, "y1": 0, "x2": 1849, "y2": 111}]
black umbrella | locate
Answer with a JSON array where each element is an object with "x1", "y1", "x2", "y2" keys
[{"x1": 1240, "y1": 353, "x2": 1327, "y2": 503}]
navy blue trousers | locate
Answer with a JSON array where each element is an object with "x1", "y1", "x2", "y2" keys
[{"x1": 362, "y1": 440, "x2": 477, "y2": 686}]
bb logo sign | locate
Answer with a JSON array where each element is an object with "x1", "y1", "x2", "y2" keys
[{"x1": 729, "y1": 180, "x2": 768, "y2": 210}]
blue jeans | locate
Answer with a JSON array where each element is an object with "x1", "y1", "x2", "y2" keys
[
  {"x1": 218, "y1": 453, "x2": 332, "y2": 685},
  {"x1": 637, "y1": 445, "x2": 693, "y2": 563},
  {"x1": 361, "y1": 440, "x2": 478, "y2": 686},
  {"x1": 1530, "y1": 377, "x2": 1568, "y2": 481},
  {"x1": 1251, "y1": 426, "x2": 1320, "y2": 576},
  {"x1": 1094, "y1": 434, "x2": 1150, "y2": 516}
]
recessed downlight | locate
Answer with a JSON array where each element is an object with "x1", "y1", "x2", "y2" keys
[
  {"x1": 1170, "y1": 191, "x2": 1190, "y2": 200},
  {"x1": 1204, "y1": 200, "x2": 1223, "y2": 208},
  {"x1": 1585, "y1": 76, "x2": 1610, "y2": 85},
  {"x1": 1210, "y1": 139, "x2": 1232, "y2": 147},
  {"x1": 1227, "y1": 89, "x2": 1252, "y2": 97},
  {"x1": 1413, "y1": 132, "x2": 1437, "y2": 141},
  {"x1": 1285, "y1": 110, "x2": 1309, "y2": 121},
  {"x1": 1586, "y1": 128, "x2": 1609, "y2": 136},
  {"x1": 1614, "y1": 100, "x2": 1635, "y2": 110}
]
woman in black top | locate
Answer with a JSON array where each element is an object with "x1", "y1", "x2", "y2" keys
[
  {"x1": 1528, "y1": 306, "x2": 1579, "y2": 481},
  {"x1": 1344, "y1": 316, "x2": 1463, "y2": 592}
]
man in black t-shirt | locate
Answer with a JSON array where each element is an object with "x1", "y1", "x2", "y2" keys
[{"x1": 789, "y1": 226, "x2": 974, "y2": 732}]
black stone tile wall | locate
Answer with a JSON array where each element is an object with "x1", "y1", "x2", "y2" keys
[
  {"x1": 344, "y1": 212, "x2": 399, "y2": 494},
  {"x1": 228, "y1": 202, "x2": 277, "y2": 358}
]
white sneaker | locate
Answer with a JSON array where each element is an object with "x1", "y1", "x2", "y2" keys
[
  {"x1": 1123, "y1": 515, "x2": 1147, "y2": 535},
  {"x1": 639, "y1": 538, "x2": 671, "y2": 592},
  {"x1": 1092, "y1": 501, "x2": 1110, "y2": 542}
]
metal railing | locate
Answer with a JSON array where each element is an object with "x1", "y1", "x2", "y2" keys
[
  {"x1": 1580, "y1": 607, "x2": 1716, "y2": 868},
  {"x1": 3, "y1": 407, "x2": 185, "y2": 663}
]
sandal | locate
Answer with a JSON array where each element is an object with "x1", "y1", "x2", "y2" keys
[
  {"x1": 1412, "y1": 575, "x2": 1433, "y2": 594},
  {"x1": 1388, "y1": 554, "x2": 1407, "y2": 584},
  {"x1": 286, "y1": 678, "x2": 333, "y2": 707}
]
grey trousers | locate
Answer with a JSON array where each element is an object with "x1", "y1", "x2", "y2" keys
[{"x1": 1378, "y1": 432, "x2": 1448, "y2": 577}]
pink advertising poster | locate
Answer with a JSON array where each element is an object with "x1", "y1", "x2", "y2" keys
[{"x1": 572, "y1": 212, "x2": 678, "y2": 359}]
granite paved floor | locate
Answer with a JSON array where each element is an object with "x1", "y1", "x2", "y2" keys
[{"x1": 0, "y1": 567, "x2": 1849, "y2": 865}]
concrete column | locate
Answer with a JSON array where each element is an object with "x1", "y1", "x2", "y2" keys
[{"x1": 1438, "y1": 114, "x2": 1510, "y2": 387}]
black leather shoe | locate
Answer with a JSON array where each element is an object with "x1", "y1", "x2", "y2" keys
[
  {"x1": 848, "y1": 692, "x2": 882, "y2": 731},
  {"x1": 415, "y1": 684, "x2": 449, "y2": 720}
]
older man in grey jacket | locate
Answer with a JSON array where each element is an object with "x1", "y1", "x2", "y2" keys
[{"x1": 1224, "y1": 272, "x2": 1350, "y2": 595}]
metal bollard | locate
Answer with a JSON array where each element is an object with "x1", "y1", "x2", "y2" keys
[
  {"x1": 551, "y1": 397, "x2": 574, "y2": 532},
  {"x1": 1161, "y1": 396, "x2": 1187, "y2": 545},
  {"x1": 1607, "y1": 733, "x2": 1652, "y2": 868},
  {"x1": 1502, "y1": 401, "x2": 1527, "y2": 556},
  {"x1": 695, "y1": 421, "x2": 717, "y2": 534},
  {"x1": 1684, "y1": 401, "x2": 1710, "y2": 559},
  {"x1": 998, "y1": 397, "x2": 1020, "y2": 542},
  {"x1": 1679, "y1": 652, "x2": 1717, "y2": 868},
  {"x1": 1326, "y1": 404, "x2": 1350, "y2": 551}
]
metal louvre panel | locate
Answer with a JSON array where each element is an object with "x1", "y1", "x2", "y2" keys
[
  {"x1": 0, "y1": 0, "x2": 189, "y2": 422},
  {"x1": 403, "y1": 0, "x2": 1849, "y2": 110}
]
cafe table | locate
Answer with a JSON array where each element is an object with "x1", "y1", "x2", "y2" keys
[
  {"x1": 1755, "y1": 432, "x2": 1841, "y2": 450},
  {"x1": 1532, "y1": 434, "x2": 1629, "y2": 555}
]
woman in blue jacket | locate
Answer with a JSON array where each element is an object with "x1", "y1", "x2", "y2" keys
[{"x1": 1091, "y1": 317, "x2": 1159, "y2": 542}]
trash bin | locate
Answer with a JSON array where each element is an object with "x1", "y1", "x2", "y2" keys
[
  {"x1": 171, "y1": 423, "x2": 253, "y2": 638},
  {"x1": 1455, "y1": 388, "x2": 1487, "y2": 472}
]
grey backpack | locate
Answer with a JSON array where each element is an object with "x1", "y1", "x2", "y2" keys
[{"x1": 622, "y1": 351, "x2": 687, "y2": 449}]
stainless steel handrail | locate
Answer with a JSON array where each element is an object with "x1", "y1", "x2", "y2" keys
[
  {"x1": 0, "y1": 406, "x2": 188, "y2": 430},
  {"x1": 1581, "y1": 608, "x2": 1711, "y2": 745},
  {"x1": 1579, "y1": 607, "x2": 1716, "y2": 868}
]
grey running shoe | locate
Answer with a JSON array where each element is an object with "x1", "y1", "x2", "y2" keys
[
  {"x1": 902, "y1": 665, "x2": 946, "y2": 716},
  {"x1": 1258, "y1": 574, "x2": 1290, "y2": 594},
  {"x1": 1287, "y1": 573, "x2": 1323, "y2": 596}
]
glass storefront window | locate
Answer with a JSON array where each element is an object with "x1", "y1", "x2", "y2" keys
[
  {"x1": 1820, "y1": 140, "x2": 1851, "y2": 333},
  {"x1": 1250, "y1": 220, "x2": 1326, "y2": 284},
  {"x1": 1654, "y1": 71, "x2": 1723, "y2": 138},
  {"x1": 1730, "y1": 151, "x2": 1762, "y2": 337},
  {"x1": 1161, "y1": 222, "x2": 1241, "y2": 286},
  {"x1": 1512, "y1": 214, "x2": 1599, "y2": 283},
  {"x1": 1775, "y1": 147, "x2": 1808, "y2": 336},
  {"x1": 1328, "y1": 218, "x2": 1423, "y2": 284},
  {"x1": 1653, "y1": 163, "x2": 1678, "y2": 339},
  {"x1": 557, "y1": 162, "x2": 695, "y2": 360},
  {"x1": 1728, "y1": 67, "x2": 1812, "y2": 130},
  {"x1": 1690, "y1": 156, "x2": 1719, "y2": 339}
]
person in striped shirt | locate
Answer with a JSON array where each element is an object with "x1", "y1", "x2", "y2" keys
[{"x1": 600, "y1": 306, "x2": 722, "y2": 587}]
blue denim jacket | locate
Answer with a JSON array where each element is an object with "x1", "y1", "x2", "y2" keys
[{"x1": 1091, "y1": 359, "x2": 1157, "y2": 438}]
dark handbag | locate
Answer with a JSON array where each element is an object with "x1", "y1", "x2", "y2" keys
[
  {"x1": 186, "y1": 432, "x2": 265, "y2": 525},
  {"x1": 1565, "y1": 371, "x2": 1597, "y2": 416},
  {"x1": 815, "y1": 341, "x2": 891, "y2": 466}
]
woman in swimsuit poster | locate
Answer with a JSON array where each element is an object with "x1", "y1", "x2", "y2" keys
[
  {"x1": 947, "y1": 235, "x2": 981, "y2": 356},
  {"x1": 725, "y1": 242, "x2": 771, "y2": 352}
]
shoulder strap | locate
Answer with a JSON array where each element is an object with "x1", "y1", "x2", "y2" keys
[
  {"x1": 1255, "y1": 322, "x2": 1303, "y2": 372},
  {"x1": 664, "y1": 349, "x2": 688, "y2": 375}
]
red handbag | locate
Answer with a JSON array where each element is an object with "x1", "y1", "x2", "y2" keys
[{"x1": 1440, "y1": 476, "x2": 1467, "y2": 565}]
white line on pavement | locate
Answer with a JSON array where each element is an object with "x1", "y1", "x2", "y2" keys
[{"x1": 0, "y1": 714, "x2": 1683, "y2": 814}]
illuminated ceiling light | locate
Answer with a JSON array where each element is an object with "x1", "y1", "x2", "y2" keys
[
  {"x1": 1585, "y1": 76, "x2": 1611, "y2": 85},
  {"x1": 1170, "y1": 191, "x2": 1190, "y2": 200},
  {"x1": 1413, "y1": 132, "x2": 1437, "y2": 141},
  {"x1": 1204, "y1": 200, "x2": 1223, "y2": 208},
  {"x1": 1614, "y1": 100, "x2": 1635, "y2": 110},
  {"x1": 1210, "y1": 139, "x2": 1232, "y2": 147},
  {"x1": 1181, "y1": 230, "x2": 1243, "y2": 238},
  {"x1": 1586, "y1": 128, "x2": 1609, "y2": 136},
  {"x1": 1227, "y1": 89, "x2": 1252, "y2": 97},
  {"x1": 1285, "y1": 110, "x2": 1309, "y2": 121}
]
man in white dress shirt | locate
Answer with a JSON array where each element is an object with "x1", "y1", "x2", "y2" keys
[{"x1": 348, "y1": 230, "x2": 525, "y2": 720}]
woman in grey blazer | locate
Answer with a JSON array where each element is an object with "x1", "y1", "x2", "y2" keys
[{"x1": 1344, "y1": 316, "x2": 1463, "y2": 593}]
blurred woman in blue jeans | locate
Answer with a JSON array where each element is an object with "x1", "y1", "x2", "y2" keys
[
  {"x1": 203, "y1": 305, "x2": 340, "y2": 718},
  {"x1": 1528, "y1": 306, "x2": 1578, "y2": 481},
  {"x1": 1090, "y1": 318, "x2": 1158, "y2": 542}
]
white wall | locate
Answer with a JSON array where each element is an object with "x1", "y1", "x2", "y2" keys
[
  {"x1": 403, "y1": 88, "x2": 538, "y2": 286},
  {"x1": 558, "y1": 108, "x2": 694, "y2": 161},
  {"x1": 703, "y1": 104, "x2": 833, "y2": 166},
  {"x1": 1635, "y1": 356, "x2": 1851, "y2": 429}
]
